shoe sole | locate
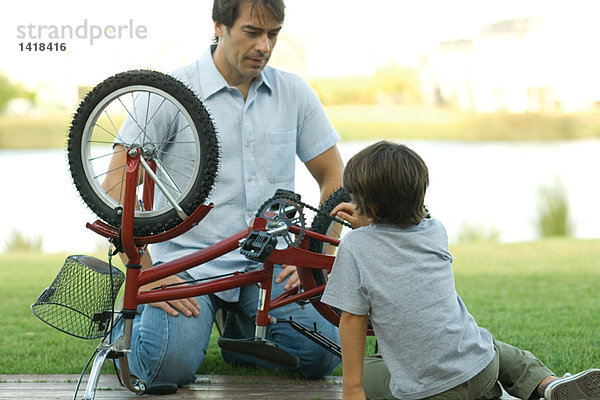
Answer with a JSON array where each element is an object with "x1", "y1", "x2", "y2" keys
[{"x1": 546, "y1": 369, "x2": 600, "y2": 400}]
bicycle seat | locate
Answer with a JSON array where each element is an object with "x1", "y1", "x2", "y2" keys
[{"x1": 217, "y1": 337, "x2": 299, "y2": 369}]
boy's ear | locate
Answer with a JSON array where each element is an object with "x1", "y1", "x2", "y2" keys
[{"x1": 366, "y1": 204, "x2": 377, "y2": 218}]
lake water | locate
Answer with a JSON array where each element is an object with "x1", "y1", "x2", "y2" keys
[{"x1": 1, "y1": 139, "x2": 599, "y2": 253}]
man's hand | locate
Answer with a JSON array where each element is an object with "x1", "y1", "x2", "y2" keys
[
  {"x1": 275, "y1": 264, "x2": 300, "y2": 290},
  {"x1": 142, "y1": 275, "x2": 201, "y2": 317},
  {"x1": 331, "y1": 202, "x2": 372, "y2": 228}
]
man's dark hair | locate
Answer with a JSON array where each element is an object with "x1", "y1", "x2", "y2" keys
[
  {"x1": 212, "y1": 0, "x2": 285, "y2": 28},
  {"x1": 343, "y1": 141, "x2": 429, "y2": 227}
]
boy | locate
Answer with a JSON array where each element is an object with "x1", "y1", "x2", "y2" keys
[{"x1": 321, "y1": 141, "x2": 600, "y2": 400}]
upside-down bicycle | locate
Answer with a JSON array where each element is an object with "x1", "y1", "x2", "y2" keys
[{"x1": 31, "y1": 70, "x2": 365, "y2": 400}]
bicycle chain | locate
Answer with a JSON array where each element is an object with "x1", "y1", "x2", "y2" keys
[{"x1": 256, "y1": 191, "x2": 354, "y2": 230}]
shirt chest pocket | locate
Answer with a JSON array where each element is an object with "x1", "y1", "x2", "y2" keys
[{"x1": 260, "y1": 130, "x2": 297, "y2": 183}]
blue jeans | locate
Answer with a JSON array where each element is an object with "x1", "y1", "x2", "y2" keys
[{"x1": 113, "y1": 265, "x2": 340, "y2": 385}]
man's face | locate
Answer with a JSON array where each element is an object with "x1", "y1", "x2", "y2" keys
[{"x1": 215, "y1": 1, "x2": 282, "y2": 83}]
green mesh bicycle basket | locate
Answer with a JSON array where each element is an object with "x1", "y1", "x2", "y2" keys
[{"x1": 31, "y1": 255, "x2": 125, "y2": 340}]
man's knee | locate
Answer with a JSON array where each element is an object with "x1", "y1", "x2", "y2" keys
[
  {"x1": 280, "y1": 314, "x2": 341, "y2": 378},
  {"x1": 133, "y1": 344, "x2": 205, "y2": 386},
  {"x1": 297, "y1": 343, "x2": 341, "y2": 378},
  {"x1": 128, "y1": 304, "x2": 213, "y2": 385}
]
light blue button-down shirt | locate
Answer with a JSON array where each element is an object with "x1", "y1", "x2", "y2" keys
[{"x1": 146, "y1": 47, "x2": 340, "y2": 301}]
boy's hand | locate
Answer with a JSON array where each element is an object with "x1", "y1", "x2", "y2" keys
[
  {"x1": 331, "y1": 202, "x2": 372, "y2": 228},
  {"x1": 343, "y1": 385, "x2": 367, "y2": 400}
]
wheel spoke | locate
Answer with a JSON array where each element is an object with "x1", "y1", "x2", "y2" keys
[
  {"x1": 162, "y1": 109, "x2": 181, "y2": 144},
  {"x1": 89, "y1": 150, "x2": 122, "y2": 162},
  {"x1": 93, "y1": 122, "x2": 119, "y2": 139},
  {"x1": 88, "y1": 140, "x2": 124, "y2": 145},
  {"x1": 103, "y1": 176, "x2": 125, "y2": 198},
  {"x1": 104, "y1": 109, "x2": 120, "y2": 138},
  {"x1": 156, "y1": 148, "x2": 197, "y2": 164},
  {"x1": 161, "y1": 123, "x2": 191, "y2": 148},
  {"x1": 131, "y1": 92, "x2": 138, "y2": 128},
  {"x1": 161, "y1": 164, "x2": 192, "y2": 181},
  {"x1": 94, "y1": 163, "x2": 125, "y2": 181},
  {"x1": 139, "y1": 156, "x2": 187, "y2": 220},
  {"x1": 153, "y1": 158, "x2": 183, "y2": 195},
  {"x1": 143, "y1": 94, "x2": 168, "y2": 129},
  {"x1": 144, "y1": 92, "x2": 151, "y2": 130},
  {"x1": 117, "y1": 96, "x2": 153, "y2": 145}
]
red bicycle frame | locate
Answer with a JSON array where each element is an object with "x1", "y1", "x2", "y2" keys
[
  {"x1": 86, "y1": 148, "x2": 342, "y2": 330},
  {"x1": 80, "y1": 147, "x2": 347, "y2": 398}
]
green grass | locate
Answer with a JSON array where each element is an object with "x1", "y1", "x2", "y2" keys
[
  {"x1": 451, "y1": 238, "x2": 600, "y2": 376},
  {"x1": 0, "y1": 252, "x2": 301, "y2": 377},
  {"x1": 2, "y1": 106, "x2": 600, "y2": 149},
  {"x1": 0, "y1": 253, "x2": 99, "y2": 374},
  {"x1": 2, "y1": 239, "x2": 599, "y2": 376}
]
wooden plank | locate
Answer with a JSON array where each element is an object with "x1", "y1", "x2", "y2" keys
[
  {"x1": 0, "y1": 374, "x2": 343, "y2": 400},
  {"x1": 0, "y1": 374, "x2": 520, "y2": 399}
]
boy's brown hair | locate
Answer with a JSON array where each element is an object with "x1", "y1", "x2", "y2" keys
[{"x1": 343, "y1": 141, "x2": 429, "y2": 227}]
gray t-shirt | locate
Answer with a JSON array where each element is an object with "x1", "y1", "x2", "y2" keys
[{"x1": 321, "y1": 219, "x2": 494, "y2": 400}]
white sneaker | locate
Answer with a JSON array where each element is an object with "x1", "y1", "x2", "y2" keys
[{"x1": 544, "y1": 369, "x2": 600, "y2": 400}]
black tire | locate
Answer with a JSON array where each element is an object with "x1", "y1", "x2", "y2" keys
[
  {"x1": 308, "y1": 187, "x2": 352, "y2": 282},
  {"x1": 67, "y1": 70, "x2": 219, "y2": 236},
  {"x1": 296, "y1": 188, "x2": 351, "y2": 327},
  {"x1": 302, "y1": 188, "x2": 374, "y2": 333}
]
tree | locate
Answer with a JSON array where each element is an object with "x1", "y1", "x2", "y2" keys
[{"x1": 0, "y1": 74, "x2": 36, "y2": 111}]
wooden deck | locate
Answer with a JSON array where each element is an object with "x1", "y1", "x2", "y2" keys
[
  {"x1": 0, "y1": 374, "x2": 523, "y2": 399},
  {"x1": 0, "y1": 374, "x2": 344, "y2": 399}
]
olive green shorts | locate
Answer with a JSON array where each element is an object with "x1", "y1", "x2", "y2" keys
[{"x1": 361, "y1": 339, "x2": 553, "y2": 400}]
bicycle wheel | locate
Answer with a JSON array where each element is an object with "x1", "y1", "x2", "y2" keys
[
  {"x1": 308, "y1": 187, "x2": 352, "y2": 276},
  {"x1": 303, "y1": 188, "x2": 374, "y2": 333},
  {"x1": 68, "y1": 70, "x2": 219, "y2": 236},
  {"x1": 297, "y1": 187, "x2": 352, "y2": 327}
]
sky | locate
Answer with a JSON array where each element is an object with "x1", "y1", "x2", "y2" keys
[{"x1": 2, "y1": 0, "x2": 598, "y2": 106}]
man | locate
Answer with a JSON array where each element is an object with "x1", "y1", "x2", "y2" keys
[{"x1": 109, "y1": 0, "x2": 344, "y2": 386}]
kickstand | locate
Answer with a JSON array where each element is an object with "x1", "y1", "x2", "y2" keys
[{"x1": 276, "y1": 318, "x2": 341, "y2": 358}]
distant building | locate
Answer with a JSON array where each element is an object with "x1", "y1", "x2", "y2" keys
[{"x1": 421, "y1": 17, "x2": 600, "y2": 113}]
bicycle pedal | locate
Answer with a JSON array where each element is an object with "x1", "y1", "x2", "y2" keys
[
  {"x1": 239, "y1": 230, "x2": 278, "y2": 262},
  {"x1": 217, "y1": 337, "x2": 299, "y2": 369},
  {"x1": 143, "y1": 381, "x2": 178, "y2": 395}
]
